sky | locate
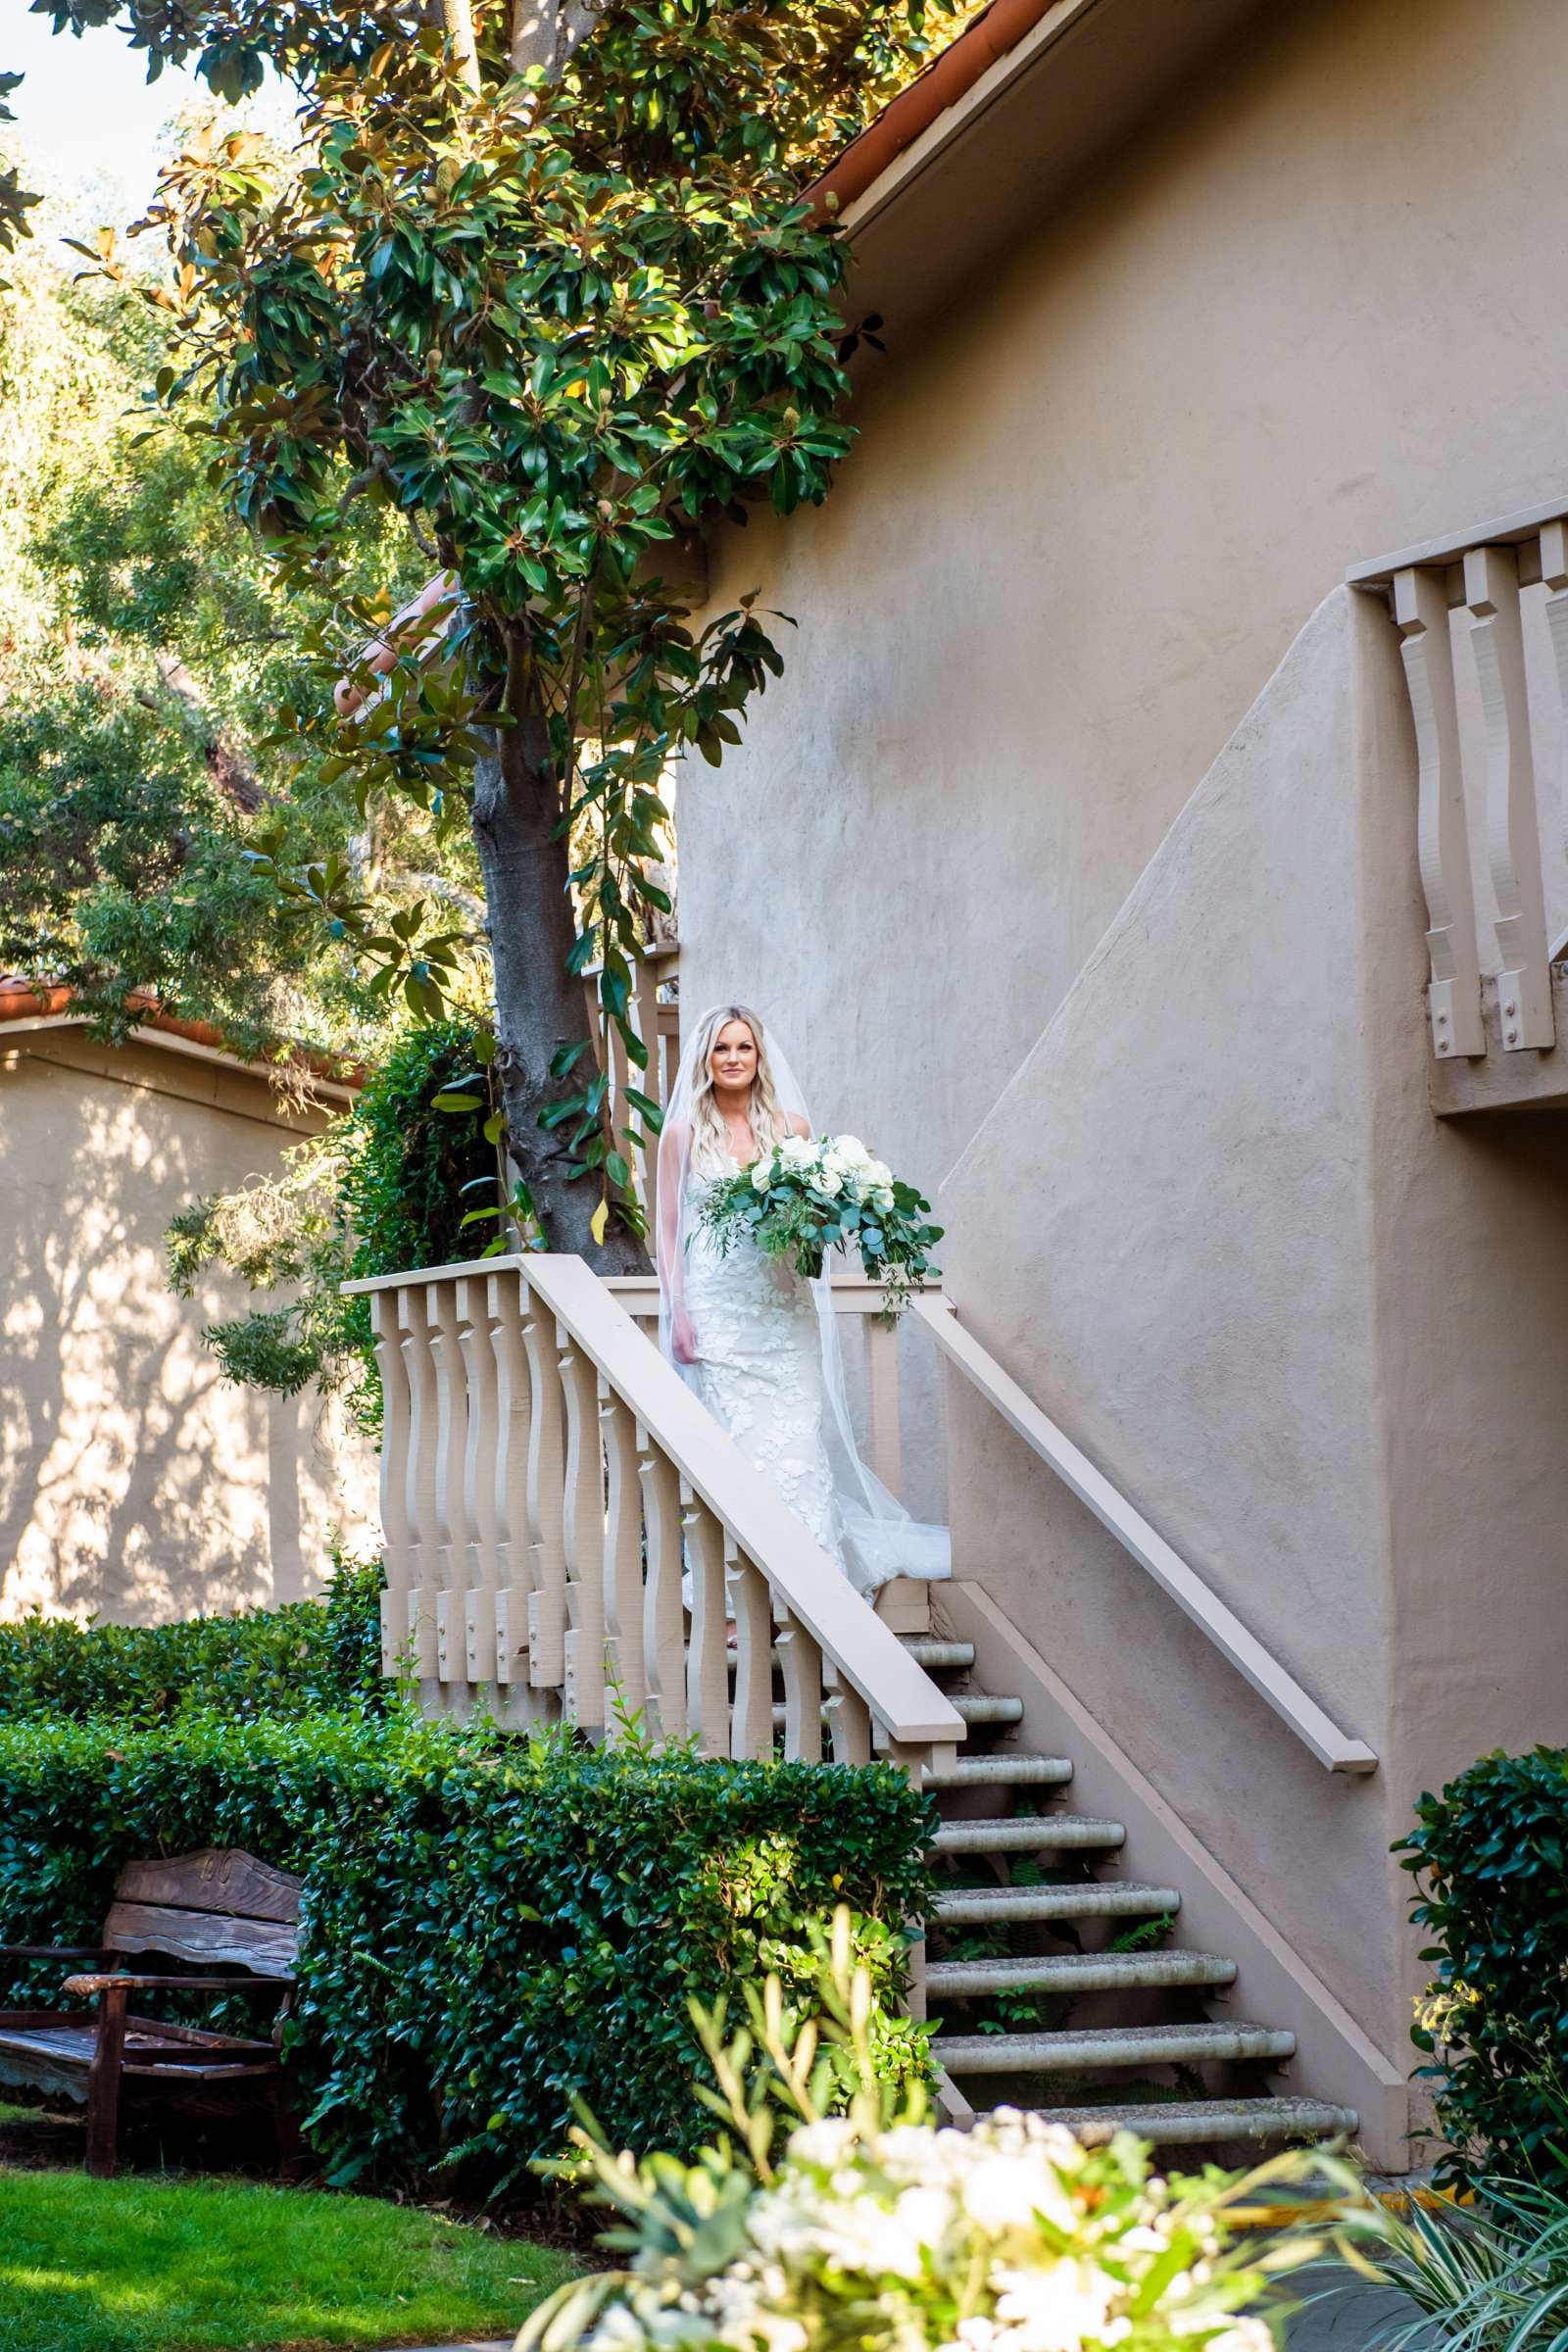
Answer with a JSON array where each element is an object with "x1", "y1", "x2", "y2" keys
[{"x1": 3, "y1": 0, "x2": 296, "y2": 226}]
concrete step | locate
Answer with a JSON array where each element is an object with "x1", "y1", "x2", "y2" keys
[
  {"x1": 929, "y1": 1882, "x2": 1180, "y2": 1926},
  {"x1": 767, "y1": 1692, "x2": 1020, "y2": 1735},
  {"x1": 1023, "y1": 2094, "x2": 1357, "y2": 2148},
  {"x1": 936, "y1": 2020, "x2": 1297, "y2": 2076},
  {"x1": 925, "y1": 1752, "x2": 1073, "y2": 1792},
  {"x1": 932, "y1": 1815, "x2": 1125, "y2": 1855},
  {"x1": 766, "y1": 1699, "x2": 979, "y2": 1740},
  {"x1": 949, "y1": 1693, "x2": 1024, "y2": 1728},
  {"x1": 898, "y1": 1639, "x2": 976, "y2": 1671},
  {"x1": 726, "y1": 1636, "x2": 978, "y2": 1675},
  {"x1": 926, "y1": 1948, "x2": 1238, "y2": 1999}
]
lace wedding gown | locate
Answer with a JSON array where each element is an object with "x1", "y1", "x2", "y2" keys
[{"x1": 683, "y1": 1151, "x2": 846, "y2": 1568}]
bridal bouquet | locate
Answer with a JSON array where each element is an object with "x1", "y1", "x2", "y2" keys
[{"x1": 699, "y1": 1133, "x2": 942, "y2": 1315}]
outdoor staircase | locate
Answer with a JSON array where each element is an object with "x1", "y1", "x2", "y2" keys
[
  {"x1": 900, "y1": 1630, "x2": 1360, "y2": 2153},
  {"x1": 358, "y1": 1250, "x2": 1388, "y2": 2157}
]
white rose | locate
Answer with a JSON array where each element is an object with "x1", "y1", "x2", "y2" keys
[
  {"x1": 992, "y1": 2259, "x2": 1118, "y2": 2352},
  {"x1": 817, "y1": 1169, "x2": 843, "y2": 1197},
  {"x1": 873, "y1": 1187, "x2": 895, "y2": 1213},
  {"x1": 589, "y1": 2307, "x2": 650, "y2": 2352},
  {"x1": 786, "y1": 2119, "x2": 858, "y2": 2169},
  {"x1": 867, "y1": 1159, "x2": 893, "y2": 1190},
  {"x1": 956, "y1": 2148, "x2": 1077, "y2": 2234},
  {"x1": 751, "y1": 1162, "x2": 771, "y2": 1191}
]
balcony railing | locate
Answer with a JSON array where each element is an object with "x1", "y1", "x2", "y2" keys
[
  {"x1": 342, "y1": 1254, "x2": 963, "y2": 1775},
  {"x1": 1352, "y1": 496, "x2": 1568, "y2": 1105},
  {"x1": 580, "y1": 941, "x2": 681, "y2": 1225}
]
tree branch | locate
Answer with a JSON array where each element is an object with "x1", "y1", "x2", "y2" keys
[{"x1": 153, "y1": 648, "x2": 265, "y2": 813}]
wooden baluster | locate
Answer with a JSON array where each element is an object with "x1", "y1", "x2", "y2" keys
[
  {"x1": 863, "y1": 1313, "x2": 904, "y2": 1497},
  {"x1": 558, "y1": 1320, "x2": 608, "y2": 1738},
  {"x1": 601, "y1": 1390, "x2": 648, "y2": 1735},
  {"x1": 684, "y1": 1498, "x2": 730, "y2": 1759},
  {"x1": 633, "y1": 956, "x2": 662, "y2": 1231},
  {"x1": 1535, "y1": 518, "x2": 1568, "y2": 957},
  {"x1": 367, "y1": 1288, "x2": 413, "y2": 1681},
  {"x1": 905, "y1": 1924, "x2": 928, "y2": 2027},
  {"x1": 582, "y1": 973, "x2": 606, "y2": 1068},
  {"x1": 729, "y1": 1554, "x2": 773, "y2": 1762},
  {"x1": 831, "y1": 1682, "x2": 873, "y2": 1768},
  {"x1": 657, "y1": 1002, "x2": 680, "y2": 1111},
  {"x1": 638, "y1": 1435, "x2": 687, "y2": 1742},
  {"x1": 521, "y1": 1285, "x2": 567, "y2": 1697},
  {"x1": 608, "y1": 1008, "x2": 633, "y2": 1129},
  {"x1": 1393, "y1": 565, "x2": 1486, "y2": 1059},
  {"x1": 396, "y1": 1285, "x2": 441, "y2": 1694},
  {"x1": 487, "y1": 1269, "x2": 535, "y2": 1711},
  {"x1": 1465, "y1": 542, "x2": 1555, "y2": 1048},
  {"x1": 777, "y1": 1610, "x2": 823, "y2": 1764},
  {"x1": 455, "y1": 1274, "x2": 501, "y2": 1693},
  {"x1": 426, "y1": 1279, "x2": 471, "y2": 1708}
]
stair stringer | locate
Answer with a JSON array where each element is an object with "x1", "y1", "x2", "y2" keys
[{"x1": 938, "y1": 1579, "x2": 1410, "y2": 2170}]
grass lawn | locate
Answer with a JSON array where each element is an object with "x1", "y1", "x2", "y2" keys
[{"x1": 0, "y1": 2162, "x2": 578, "y2": 2352}]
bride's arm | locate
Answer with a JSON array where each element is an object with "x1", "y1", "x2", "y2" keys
[
  {"x1": 658, "y1": 1118, "x2": 685, "y2": 1282},
  {"x1": 786, "y1": 1111, "x2": 811, "y2": 1140}
]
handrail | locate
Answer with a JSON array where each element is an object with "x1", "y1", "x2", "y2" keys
[
  {"x1": 600, "y1": 1273, "x2": 936, "y2": 1314},
  {"x1": 526, "y1": 1257, "x2": 962, "y2": 1747},
  {"x1": 913, "y1": 1298, "x2": 1377, "y2": 1775},
  {"x1": 345, "y1": 1252, "x2": 963, "y2": 1758}
]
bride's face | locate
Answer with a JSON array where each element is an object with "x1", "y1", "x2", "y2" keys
[{"x1": 710, "y1": 1020, "x2": 759, "y2": 1096}]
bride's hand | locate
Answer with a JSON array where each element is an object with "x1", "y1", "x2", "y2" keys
[{"x1": 672, "y1": 1306, "x2": 699, "y2": 1365}]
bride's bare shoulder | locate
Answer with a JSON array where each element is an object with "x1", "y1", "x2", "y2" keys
[{"x1": 785, "y1": 1112, "x2": 811, "y2": 1140}]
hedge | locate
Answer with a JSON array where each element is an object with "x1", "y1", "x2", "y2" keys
[
  {"x1": 0, "y1": 1712, "x2": 934, "y2": 2187},
  {"x1": 0, "y1": 1557, "x2": 384, "y2": 1724},
  {"x1": 1399, "y1": 1745, "x2": 1568, "y2": 2188}
]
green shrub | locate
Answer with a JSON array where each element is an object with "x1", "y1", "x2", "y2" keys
[
  {"x1": 1399, "y1": 1745, "x2": 1568, "y2": 2188},
  {"x1": 0, "y1": 1556, "x2": 385, "y2": 1725},
  {"x1": 168, "y1": 1016, "x2": 500, "y2": 1430},
  {"x1": 0, "y1": 1713, "x2": 933, "y2": 2189}
]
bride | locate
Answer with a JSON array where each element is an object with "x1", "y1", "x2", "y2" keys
[{"x1": 656, "y1": 1004, "x2": 949, "y2": 1596}]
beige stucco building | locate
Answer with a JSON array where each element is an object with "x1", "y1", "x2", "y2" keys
[
  {"x1": 19, "y1": 0, "x2": 1563, "y2": 2169},
  {"x1": 0, "y1": 990, "x2": 376, "y2": 1625},
  {"x1": 668, "y1": 0, "x2": 1568, "y2": 2157}
]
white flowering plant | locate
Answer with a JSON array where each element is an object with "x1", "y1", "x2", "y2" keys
[
  {"x1": 517, "y1": 1911, "x2": 1374, "y2": 2352},
  {"x1": 699, "y1": 1134, "x2": 943, "y2": 1316}
]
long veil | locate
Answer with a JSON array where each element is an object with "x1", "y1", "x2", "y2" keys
[{"x1": 655, "y1": 1007, "x2": 950, "y2": 1596}]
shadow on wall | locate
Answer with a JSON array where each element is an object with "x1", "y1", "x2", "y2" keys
[{"x1": 0, "y1": 1044, "x2": 374, "y2": 1626}]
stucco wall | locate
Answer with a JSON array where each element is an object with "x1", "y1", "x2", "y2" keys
[
  {"x1": 943, "y1": 588, "x2": 1568, "y2": 2067},
  {"x1": 680, "y1": 0, "x2": 1568, "y2": 1192},
  {"x1": 672, "y1": 0, "x2": 1568, "y2": 2078},
  {"x1": 0, "y1": 1029, "x2": 376, "y2": 1625}
]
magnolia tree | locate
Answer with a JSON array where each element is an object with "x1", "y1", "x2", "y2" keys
[{"x1": 44, "y1": 0, "x2": 970, "y2": 1262}]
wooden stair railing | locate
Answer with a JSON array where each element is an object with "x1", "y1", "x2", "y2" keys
[
  {"x1": 912, "y1": 1297, "x2": 1377, "y2": 1775},
  {"x1": 344, "y1": 1254, "x2": 964, "y2": 1775}
]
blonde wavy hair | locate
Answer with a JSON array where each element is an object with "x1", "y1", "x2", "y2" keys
[{"x1": 689, "y1": 1004, "x2": 790, "y2": 1171}]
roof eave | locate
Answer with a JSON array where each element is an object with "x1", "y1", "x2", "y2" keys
[
  {"x1": 806, "y1": 0, "x2": 1279, "y2": 352},
  {"x1": 0, "y1": 986, "x2": 364, "y2": 1104}
]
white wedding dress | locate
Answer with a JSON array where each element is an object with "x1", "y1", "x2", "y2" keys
[
  {"x1": 682, "y1": 1148, "x2": 845, "y2": 1566},
  {"x1": 656, "y1": 1006, "x2": 950, "y2": 1597}
]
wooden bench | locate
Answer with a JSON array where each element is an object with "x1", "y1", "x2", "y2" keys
[{"x1": 0, "y1": 1847, "x2": 304, "y2": 2179}]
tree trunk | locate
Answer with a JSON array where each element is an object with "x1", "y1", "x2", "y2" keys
[
  {"x1": 506, "y1": 0, "x2": 593, "y2": 76},
  {"x1": 470, "y1": 677, "x2": 647, "y2": 1272}
]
